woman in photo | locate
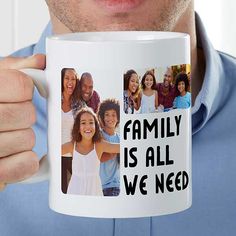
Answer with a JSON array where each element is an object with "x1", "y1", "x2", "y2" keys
[
  {"x1": 62, "y1": 108, "x2": 120, "y2": 196},
  {"x1": 173, "y1": 73, "x2": 191, "y2": 109},
  {"x1": 61, "y1": 68, "x2": 82, "y2": 144},
  {"x1": 123, "y1": 69, "x2": 140, "y2": 114},
  {"x1": 139, "y1": 71, "x2": 158, "y2": 113},
  {"x1": 61, "y1": 68, "x2": 83, "y2": 194}
]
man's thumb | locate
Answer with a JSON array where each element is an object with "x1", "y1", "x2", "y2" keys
[{"x1": 0, "y1": 54, "x2": 46, "y2": 70}]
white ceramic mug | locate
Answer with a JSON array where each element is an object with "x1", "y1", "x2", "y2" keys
[{"x1": 24, "y1": 31, "x2": 192, "y2": 218}]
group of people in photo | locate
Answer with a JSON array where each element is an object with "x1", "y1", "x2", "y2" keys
[
  {"x1": 123, "y1": 66, "x2": 191, "y2": 114},
  {"x1": 61, "y1": 65, "x2": 190, "y2": 196},
  {"x1": 61, "y1": 68, "x2": 120, "y2": 196}
]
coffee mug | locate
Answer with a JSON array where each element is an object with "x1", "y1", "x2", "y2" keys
[{"x1": 23, "y1": 31, "x2": 191, "y2": 218}]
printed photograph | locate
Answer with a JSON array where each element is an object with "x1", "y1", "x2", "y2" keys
[
  {"x1": 61, "y1": 68, "x2": 120, "y2": 196},
  {"x1": 123, "y1": 64, "x2": 191, "y2": 114}
]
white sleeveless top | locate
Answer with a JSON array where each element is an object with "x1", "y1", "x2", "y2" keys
[
  {"x1": 61, "y1": 110, "x2": 74, "y2": 144},
  {"x1": 67, "y1": 143, "x2": 103, "y2": 196},
  {"x1": 140, "y1": 92, "x2": 156, "y2": 113}
]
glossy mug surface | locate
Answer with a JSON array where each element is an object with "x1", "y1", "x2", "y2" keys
[{"x1": 28, "y1": 31, "x2": 192, "y2": 218}]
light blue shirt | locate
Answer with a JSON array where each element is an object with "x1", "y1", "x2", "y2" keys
[
  {"x1": 1, "y1": 13, "x2": 236, "y2": 236},
  {"x1": 173, "y1": 91, "x2": 191, "y2": 109},
  {"x1": 100, "y1": 130, "x2": 120, "y2": 189}
]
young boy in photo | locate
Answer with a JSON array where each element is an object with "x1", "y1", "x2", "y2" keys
[{"x1": 98, "y1": 99, "x2": 120, "y2": 196}]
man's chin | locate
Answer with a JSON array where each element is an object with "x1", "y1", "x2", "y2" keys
[{"x1": 93, "y1": 20, "x2": 154, "y2": 31}]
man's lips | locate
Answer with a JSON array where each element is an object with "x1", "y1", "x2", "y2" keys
[{"x1": 94, "y1": 0, "x2": 145, "y2": 13}]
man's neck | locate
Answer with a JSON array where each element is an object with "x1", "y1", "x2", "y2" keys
[{"x1": 49, "y1": 10, "x2": 72, "y2": 34}]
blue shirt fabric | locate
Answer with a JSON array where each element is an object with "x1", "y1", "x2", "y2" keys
[
  {"x1": 0, "y1": 13, "x2": 236, "y2": 236},
  {"x1": 173, "y1": 91, "x2": 191, "y2": 108},
  {"x1": 100, "y1": 130, "x2": 120, "y2": 189}
]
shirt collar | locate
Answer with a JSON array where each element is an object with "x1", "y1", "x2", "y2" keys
[
  {"x1": 33, "y1": 22, "x2": 53, "y2": 54},
  {"x1": 192, "y1": 13, "x2": 224, "y2": 134},
  {"x1": 34, "y1": 14, "x2": 223, "y2": 135}
]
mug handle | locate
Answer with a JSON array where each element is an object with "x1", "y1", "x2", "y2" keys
[{"x1": 19, "y1": 69, "x2": 49, "y2": 183}]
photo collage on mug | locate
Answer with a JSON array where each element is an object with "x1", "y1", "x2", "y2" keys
[
  {"x1": 61, "y1": 68, "x2": 120, "y2": 197},
  {"x1": 123, "y1": 64, "x2": 191, "y2": 114},
  {"x1": 61, "y1": 64, "x2": 190, "y2": 197}
]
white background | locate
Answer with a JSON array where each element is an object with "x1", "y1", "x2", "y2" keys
[{"x1": 0, "y1": 0, "x2": 235, "y2": 57}]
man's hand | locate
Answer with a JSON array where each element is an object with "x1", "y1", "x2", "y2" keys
[{"x1": 0, "y1": 54, "x2": 46, "y2": 190}]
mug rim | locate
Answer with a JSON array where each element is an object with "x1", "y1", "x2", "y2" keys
[{"x1": 47, "y1": 31, "x2": 189, "y2": 43}]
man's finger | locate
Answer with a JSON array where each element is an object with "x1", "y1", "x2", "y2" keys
[
  {"x1": 0, "y1": 151, "x2": 39, "y2": 183},
  {"x1": 0, "y1": 54, "x2": 46, "y2": 70},
  {"x1": 0, "y1": 69, "x2": 34, "y2": 102},
  {"x1": 0, "y1": 101, "x2": 36, "y2": 131},
  {"x1": 0, "y1": 129, "x2": 35, "y2": 158}
]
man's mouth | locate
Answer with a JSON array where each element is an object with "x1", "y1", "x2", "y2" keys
[{"x1": 83, "y1": 93, "x2": 91, "y2": 99}]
